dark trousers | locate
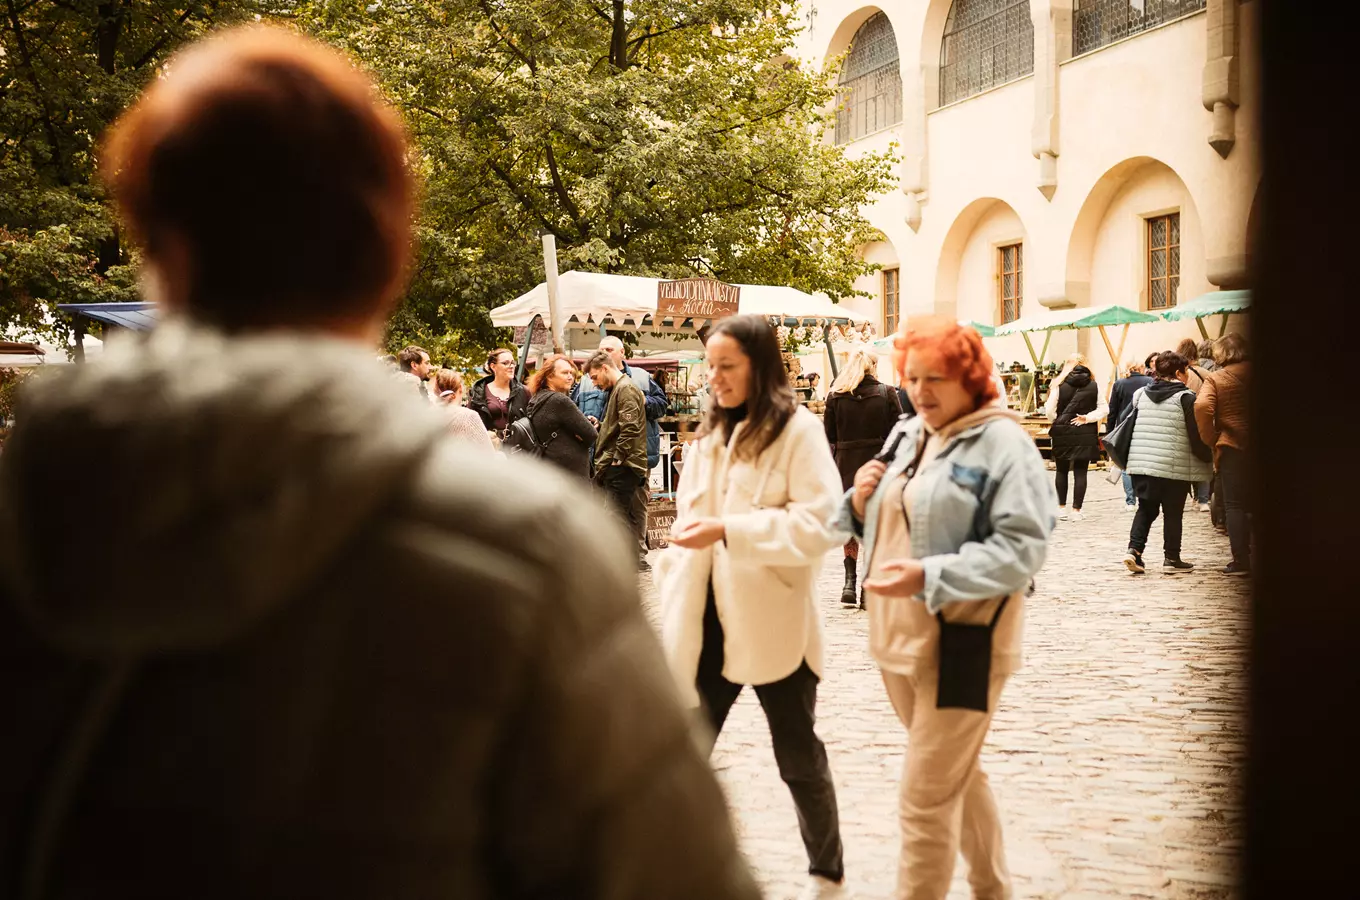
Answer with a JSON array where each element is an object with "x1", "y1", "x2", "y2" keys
[
  {"x1": 1054, "y1": 458, "x2": 1089, "y2": 509},
  {"x1": 1219, "y1": 447, "x2": 1252, "y2": 566},
  {"x1": 629, "y1": 477, "x2": 650, "y2": 555},
  {"x1": 695, "y1": 591, "x2": 845, "y2": 882},
  {"x1": 597, "y1": 465, "x2": 644, "y2": 544},
  {"x1": 1129, "y1": 476, "x2": 1189, "y2": 559}
]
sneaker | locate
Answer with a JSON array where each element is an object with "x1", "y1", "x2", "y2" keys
[
  {"x1": 1057, "y1": 507, "x2": 1069, "y2": 521},
  {"x1": 1164, "y1": 558, "x2": 1195, "y2": 572},
  {"x1": 1070, "y1": 509, "x2": 1084, "y2": 522},
  {"x1": 1222, "y1": 561, "x2": 1250, "y2": 576},
  {"x1": 1199, "y1": 502, "x2": 1211, "y2": 513},
  {"x1": 1123, "y1": 548, "x2": 1145, "y2": 574},
  {"x1": 637, "y1": 556, "x2": 652, "y2": 573},
  {"x1": 1125, "y1": 503, "x2": 1137, "y2": 513},
  {"x1": 797, "y1": 875, "x2": 855, "y2": 900}
]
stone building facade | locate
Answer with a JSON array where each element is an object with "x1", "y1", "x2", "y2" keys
[{"x1": 797, "y1": 0, "x2": 1259, "y2": 376}]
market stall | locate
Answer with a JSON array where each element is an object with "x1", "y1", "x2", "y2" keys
[
  {"x1": 490, "y1": 271, "x2": 870, "y2": 546},
  {"x1": 1159, "y1": 289, "x2": 1250, "y2": 339},
  {"x1": 994, "y1": 304, "x2": 1162, "y2": 407}
]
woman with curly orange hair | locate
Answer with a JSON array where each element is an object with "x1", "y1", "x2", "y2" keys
[{"x1": 832, "y1": 317, "x2": 1055, "y2": 900}]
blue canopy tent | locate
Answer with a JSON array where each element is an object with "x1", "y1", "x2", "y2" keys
[{"x1": 57, "y1": 303, "x2": 159, "y2": 363}]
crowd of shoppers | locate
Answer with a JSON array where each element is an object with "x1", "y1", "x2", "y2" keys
[{"x1": 0, "y1": 23, "x2": 1258, "y2": 900}]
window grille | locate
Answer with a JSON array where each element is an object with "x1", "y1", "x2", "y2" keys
[
  {"x1": 1147, "y1": 213, "x2": 1180, "y2": 310},
  {"x1": 883, "y1": 268, "x2": 901, "y2": 335},
  {"x1": 939, "y1": 0, "x2": 1034, "y2": 107},
  {"x1": 835, "y1": 12, "x2": 904, "y2": 145},
  {"x1": 998, "y1": 243, "x2": 1022, "y2": 324},
  {"x1": 1073, "y1": 0, "x2": 1207, "y2": 57}
]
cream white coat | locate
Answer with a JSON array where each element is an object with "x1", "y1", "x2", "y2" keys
[{"x1": 656, "y1": 407, "x2": 843, "y2": 708}]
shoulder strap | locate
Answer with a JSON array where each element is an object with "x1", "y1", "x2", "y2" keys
[{"x1": 935, "y1": 594, "x2": 1010, "y2": 629}]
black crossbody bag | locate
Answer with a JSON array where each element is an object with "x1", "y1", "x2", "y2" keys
[{"x1": 887, "y1": 431, "x2": 1007, "y2": 713}]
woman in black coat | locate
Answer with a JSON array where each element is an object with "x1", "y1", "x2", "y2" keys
[
  {"x1": 823, "y1": 349, "x2": 902, "y2": 609},
  {"x1": 467, "y1": 347, "x2": 529, "y2": 441},
  {"x1": 524, "y1": 354, "x2": 598, "y2": 478},
  {"x1": 1044, "y1": 354, "x2": 1108, "y2": 521}
]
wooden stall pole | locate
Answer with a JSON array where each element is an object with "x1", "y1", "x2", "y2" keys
[
  {"x1": 1021, "y1": 330, "x2": 1051, "y2": 411},
  {"x1": 1096, "y1": 324, "x2": 1129, "y2": 400},
  {"x1": 1218, "y1": 312, "x2": 1231, "y2": 338},
  {"x1": 823, "y1": 324, "x2": 840, "y2": 379},
  {"x1": 1196, "y1": 317, "x2": 1211, "y2": 341}
]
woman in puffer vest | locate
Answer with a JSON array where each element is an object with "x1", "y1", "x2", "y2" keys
[{"x1": 1122, "y1": 350, "x2": 1214, "y2": 574}]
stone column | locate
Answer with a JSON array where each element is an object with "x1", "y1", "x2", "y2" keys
[
  {"x1": 1032, "y1": 0, "x2": 1071, "y2": 201},
  {"x1": 901, "y1": 54, "x2": 930, "y2": 232},
  {"x1": 1202, "y1": 0, "x2": 1240, "y2": 158}
]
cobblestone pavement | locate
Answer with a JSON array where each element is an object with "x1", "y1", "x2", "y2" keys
[{"x1": 639, "y1": 474, "x2": 1248, "y2": 900}]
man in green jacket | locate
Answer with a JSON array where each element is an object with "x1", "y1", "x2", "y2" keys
[{"x1": 587, "y1": 350, "x2": 650, "y2": 564}]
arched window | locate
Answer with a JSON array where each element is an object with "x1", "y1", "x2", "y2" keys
[
  {"x1": 939, "y1": 0, "x2": 1034, "y2": 107},
  {"x1": 1073, "y1": 0, "x2": 1207, "y2": 57},
  {"x1": 834, "y1": 12, "x2": 903, "y2": 146}
]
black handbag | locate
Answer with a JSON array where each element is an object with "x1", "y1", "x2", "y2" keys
[
  {"x1": 1101, "y1": 403, "x2": 1138, "y2": 470},
  {"x1": 936, "y1": 597, "x2": 1009, "y2": 712}
]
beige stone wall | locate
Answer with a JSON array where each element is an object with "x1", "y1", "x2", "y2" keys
[{"x1": 800, "y1": 0, "x2": 1260, "y2": 372}]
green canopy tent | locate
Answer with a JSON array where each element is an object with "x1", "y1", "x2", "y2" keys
[
  {"x1": 1159, "y1": 289, "x2": 1251, "y2": 339},
  {"x1": 994, "y1": 304, "x2": 1162, "y2": 405},
  {"x1": 868, "y1": 319, "x2": 995, "y2": 352}
]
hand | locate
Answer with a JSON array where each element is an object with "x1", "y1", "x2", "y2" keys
[
  {"x1": 1073, "y1": 415, "x2": 1089, "y2": 426},
  {"x1": 670, "y1": 518, "x2": 726, "y2": 550},
  {"x1": 587, "y1": 415, "x2": 599, "y2": 426},
  {"x1": 863, "y1": 559, "x2": 926, "y2": 598},
  {"x1": 852, "y1": 460, "x2": 888, "y2": 520}
]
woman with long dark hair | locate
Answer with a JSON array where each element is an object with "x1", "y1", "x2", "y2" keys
[
  {"x1": 824, "y1": 348, "x2": 902, "y2": 608},
  {"x1": 657, "y1": 314, "x2": 851, "y2": 900},
  {"x1": 467, "y1": 347, "x2": 528, "y2": 440},
  {"x1": 1044, "y1": 353, "x2": 1107, "y2": 521}
]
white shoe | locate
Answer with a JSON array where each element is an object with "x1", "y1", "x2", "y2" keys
[
  {"x1": 1070, "y1": 509, "x2": 1084, "y2": 522},
  {"x1": 1125, "y1": 503, "x2": 1137, "y2": 513},
  {"x1": 797, "y1": 875, "x2": 854, "y2": 900},
  {"x1": 1199, "y1": 502, "x2": 1211, "y2": 513},
  {"x1": 1057, "y1": 507, "x2": 1069, "y2": 520}
]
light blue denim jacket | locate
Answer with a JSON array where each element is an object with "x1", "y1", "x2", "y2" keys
[{"x1": 832, "y1": 407, "x2": 1056, "y2": 614}]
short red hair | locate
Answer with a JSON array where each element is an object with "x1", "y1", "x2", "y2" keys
[{"x1": 893, "y1": 316, "x2": 998, "y2": 410}]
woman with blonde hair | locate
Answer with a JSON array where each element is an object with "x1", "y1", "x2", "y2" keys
[
  {"x1": 824, "y1": 348, "x2": 902, "y2": 608},
  {"x1": 835, "y1": 317, "x2": 1054, "y2": 900},
  {"x1": 1044, "y1": 352, "x2": 1107, "y2": 521}
]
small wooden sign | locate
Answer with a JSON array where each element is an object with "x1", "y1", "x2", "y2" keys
[
  {"x1": 657, "y1": 278, "x2": 740, "y2": 321},
  {"x1": 645, "y1": 499, "x2": 678, "y2": 550}
]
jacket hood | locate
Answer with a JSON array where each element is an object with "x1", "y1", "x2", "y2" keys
[
  {"x1": 0, "y1": 320, "x2": 450, "y2": 656},
  {"x1": 1145, "y1": 379, "x2": 1190, "y2": 402},
  {"x1": 1064, "y1": 366, "x2": 1093, "y2": 389}
]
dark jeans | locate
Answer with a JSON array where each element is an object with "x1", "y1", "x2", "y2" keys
[
  {"x1": 1129, "y1": 476, "x2": 1189, "y2": 559},
  {"x1": 696, "y1": 591, "x2": 845, "y2": 882},
  {"x1": 628, "y1": 476, "x2": 650, "y2": 555},
  {"x1": 1219, "y1": 447, "x2": 1252, "y2": 566},
  {"x1": 1055, "y1": 459, "x2": 1089, "y2": 509},
  {"x1": 597, "y1": 465, "x2": 644, "y2": 543}
]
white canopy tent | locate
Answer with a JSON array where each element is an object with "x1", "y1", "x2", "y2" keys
[{"x1": 490, "y1": 270, "x2": 871, "y2": 380}]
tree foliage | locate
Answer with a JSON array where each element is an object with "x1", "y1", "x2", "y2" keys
[
  {"x1": 1, "y1": 0, "x2": 264, "y2": 344},
  {"x1": 301, "y1": 0, "x2": 895, "y2": 359}
]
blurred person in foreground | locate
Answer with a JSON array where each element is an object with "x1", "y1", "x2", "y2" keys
[
  {"x1": 657, "y1": 314, "x2": 850, "y2": 900},
  {"x1": 0, "y1": 27, "x2": 758, "y2": 900},
  {"x1": 524, "y1": 353, "x2": 597, "y2": 479},
  {"x1": 1107, "y1": 353, "x2": 1157, "y2": 511},
  {"x1": 1195, "y1": 333, "x2": 1252, "y2": 575},
  {"x1": 823, "y1": 348, "x2": 902, "y2": 609},
  {"x1": 434, "y1": 368, "x2": 493, "y2": 449},
  {"x1": 836, "y1": 318, "x2": 1053, "y2": 900}
]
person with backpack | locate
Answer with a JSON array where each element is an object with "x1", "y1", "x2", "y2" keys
[
  {"x1": 1177, "y1": 338, "x2": 1216, "y2": 511},
  {"x1": 514, "y1": 354, "x2": 597, "y2": 478},
  {"x1": 824, "y1": 349, "x2": 902, "y2": 609},
  {"x1": 1044, "y1": 353, "x2": 1107, "y2": 522},
  {"x1": 1122, "y1": 351, "x2": 1215, "y2": 574}
]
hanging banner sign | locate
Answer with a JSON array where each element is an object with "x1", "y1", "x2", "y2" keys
[{"x1": 657, "y1": 278, "x2": 741, "y2": 321}]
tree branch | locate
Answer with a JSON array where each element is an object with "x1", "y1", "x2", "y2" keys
[
  {"x1": 3, "y1": 0, "x2": 68, "y2": 184},
  {"x1": 544, "y1": 141, "x2": 584, "y2": 235},
  {"x1": 486, "y1": 158, "x2": 561, "y2": 239},
  {"x1": 479, "y1": 1, "x2": 536, "y2": 74},
  {"x1": 131, "y1": 4, "x2": 202, "y2": 71},
  {"x1": 704, "y1": 101, "x2": 799, "y2": 136}
]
